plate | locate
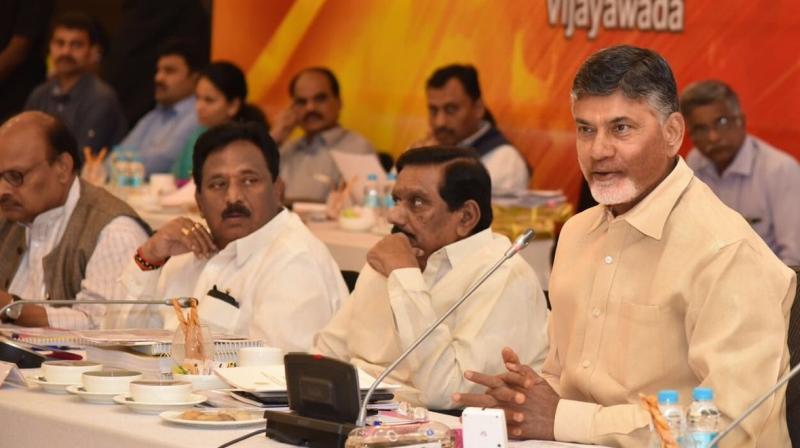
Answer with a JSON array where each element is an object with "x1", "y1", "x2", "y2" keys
[
  {"x1": 159, "y1": 409, "x2": 266, "y2": 428},
  {"x1": 30, "y1": 376, "x2": 75, "y2": 394},
  {"x1": 66, "y1": 385, "x2": 118, "y2": 404},
  {"x1": 112, "y1": 393, "x2": 207, "y2": 414}
]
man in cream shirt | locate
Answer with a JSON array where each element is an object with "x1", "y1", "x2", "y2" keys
[
  {"x1": 455, "y1": 46, "x2": 795, "y2": 447},
  {"x1": 119, "y1": 122, "x2": 348, "y2": 352},
  {"x1": 314, "y1": 146, "x2": 549, "y2": 409}
]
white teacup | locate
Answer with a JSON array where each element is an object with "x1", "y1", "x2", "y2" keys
[
  {"x1": 41, "y1": 360, "x2": 102, "y2": 384},
  {"x1": 82, "y1": 370, "x2": 142, "y2": 394},
  {"x1": 129, "y1": 379, "x2": 192, "y2": 403},
  {"x1": 237, "y1": 346, "x2": 283, "y2": 367},
  {"x1": 149, "y1": 173, "x2": 176, "y2": 196}
]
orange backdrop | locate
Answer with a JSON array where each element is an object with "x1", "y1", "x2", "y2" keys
[{"x1": 212, "y1": 0, "x2": 800, "y2": 203}]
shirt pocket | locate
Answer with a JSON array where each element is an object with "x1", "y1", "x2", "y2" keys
[
  {"x1": 608, "y1": 302, "x2": 664, "y2": 391},
  {"x1": 198, "y1": 293, "x2": 241, "y2": 335}
]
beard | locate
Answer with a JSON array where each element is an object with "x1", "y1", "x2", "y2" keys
[{"x1": 588, "y1": 176, "x2": 639, "y2": 207}]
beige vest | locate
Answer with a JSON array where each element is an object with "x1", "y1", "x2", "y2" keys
[{"x1": 0, "y1": 179, "x2": 151, "y2": 300}]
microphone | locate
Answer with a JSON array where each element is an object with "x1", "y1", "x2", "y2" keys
[
  {"x1": 0, "y1": 297, "x2": 198, "y2": 321},
  {"x1": 355, "y1": 228, "x2": 536, "y2": 426},
  {"x1": 707, "y1": 361, "x2": 800, "y2": 446}
]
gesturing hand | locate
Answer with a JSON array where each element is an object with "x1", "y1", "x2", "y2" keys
[
  {"x1": 453, "y1": 347, "x2": 560, "y2": 440},
  {"x1": 366, "y1": 233, "x2": 423, "y2": 277},
  {"x1": 139, "y1": 217, "x2": 218, "y2": 264}
]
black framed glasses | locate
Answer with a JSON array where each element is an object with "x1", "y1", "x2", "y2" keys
[
  {"x1": 690, "y1": 115, "x2": 743, "y2": 140},
  {"x1": 0, "y1": 160, "x2": 47, "y2": 187}
]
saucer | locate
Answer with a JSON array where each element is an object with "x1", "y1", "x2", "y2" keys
[
  {"x1": 159, "y1": 409, "x2": 266, "y2": 428},
  {"x1": 112, "y1": 393, "x2": 206, "y2": 414},
  {"x1": 31, "y1": 376, "x2": 75, "y2": 394},
  {"x1": 66, "y1": 385, "x2": 118, "y2": 404}
]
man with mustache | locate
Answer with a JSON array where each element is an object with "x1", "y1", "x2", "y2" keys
[
  {"x1": 413, "y1": 64, "x2": 530, "y2": 194},
  {"x1": 24, "y1": 12, "x2": 127, "y2": 154},
  {"x1": 454, "y1": 46, "x2": 795, "y2": 447},
  {"x1": 119, "y1": 122, "x2": 348, "y2": 352},
  {"x1": 116, "y1": 38, "x2": 202, "y2": 174},
  {"x1": 314, "y1": 146, "x2": 549, "y2": 409},
  {"x1": 269, "y1": 67, "x2": 375, "y2": 203},
  {"x1": 0, "y1": 111, "x2": 150, "y2": 329},
  {"x1": 682, "y1": 80, "x2": 800, "y2": 266}
]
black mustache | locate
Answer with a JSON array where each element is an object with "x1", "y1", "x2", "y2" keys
[
  {"x1": 222, "y1": 203, "x2": 251, "y2": 219},
  {"x1": 391, "y1": 225, "x2": 414, "y2": 240},
  {"x1": 303, "y1": 111, "x2": 323, "y2": 122},
  {"x1": 56, "y1": 56, "x2": 76, "y2": 65},
  {"x1": 155, "y1": 82, "x2": 167, "y2": 91},
  {"x1": 0, "y1": 195, "x2": 19, "y2": 208},
  {"x1": 434, "y1": 127, "x2": 455, "y2": 136}
]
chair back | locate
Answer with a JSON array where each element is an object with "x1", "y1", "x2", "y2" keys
[{"x1": 787, "y1": 266, "x2": 800, "y2": 446}]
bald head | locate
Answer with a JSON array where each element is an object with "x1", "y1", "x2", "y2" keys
[
  {"x1": 0, "y1": 111, "x2": 82, "y2": 174},
  {"x1": 0, "y1": 112, "x2": 79, "y2": 223}
]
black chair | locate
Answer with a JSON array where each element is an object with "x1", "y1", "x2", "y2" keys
[
  {"x1": 787, "y1": 266, "x2": 800, "y2": 447},
  {"x1": 341, "y1": 270, "x2": 359, "y2": 293}
]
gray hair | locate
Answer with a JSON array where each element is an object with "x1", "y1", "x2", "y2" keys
[
  {"x1": 680, "y1": 80, "x2": 742, "y2": 117},
  {"x1": 571, "y1": 45, "x2": 679, "y2": 120}
]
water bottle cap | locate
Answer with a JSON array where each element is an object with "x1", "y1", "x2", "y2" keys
[
  {"x1": 657, "y1": 389, "x2": 679, "y2": 405},
  {"x1": 693, "y1": 387, "x2": 713, "y2": 401},
  {"x1": 367, "y1": 174, "x2": 378, "y2": 181}
]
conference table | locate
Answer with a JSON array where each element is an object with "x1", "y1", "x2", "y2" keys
[
  {"x1": 0, "y1": 380, "x2": 593, "y2": 448},
  {"x1": 134, "y1": 205, "x2": 554, "y2": 289}
]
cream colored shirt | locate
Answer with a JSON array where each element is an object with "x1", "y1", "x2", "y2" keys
[
  {"x1": 546, "y1": 158, "x2": 795, "y2": 447},
  {"x1": 118, "y1": 210, "x2": 348, "y2": 352},
  {"x1": 314, "y1": 228, "x2": 550, "y2": 409}
]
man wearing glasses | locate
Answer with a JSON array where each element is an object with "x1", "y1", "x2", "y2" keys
[
  {"x1": 0, "y1": 111, "x2": 150, "y2": 328},
  {"x1": 268, "y1": 67, "x2": 375, "y2": 204},
  {"x1": 682, "y1": 80, "x2": 800, "y2": 265}
]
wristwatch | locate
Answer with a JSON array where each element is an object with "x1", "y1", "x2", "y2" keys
[{"x1": 2, "y1": 294, "x2": 23, "y2": 323}]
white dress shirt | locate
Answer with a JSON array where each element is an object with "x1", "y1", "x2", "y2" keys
[
  {"x1": 8, "y1": 178, "x2": 150, "y2": 329},
  {"x1": 119, "y1": 209, "x2": 348, "y2": 352},
  {"x1": 315, "y1": 228, "x2": 550, "y2": 409}
]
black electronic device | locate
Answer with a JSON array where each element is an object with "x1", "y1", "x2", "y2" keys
[
  {"x1": 263, "y1": 353, "x2": 367, "y2": 448},
  {"x1": 0, "y1": 337, "x2": 46, "y2": 368}
]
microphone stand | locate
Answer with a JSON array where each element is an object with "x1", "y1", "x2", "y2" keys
[
  {"x1": 707, "y1": 361, "x2": 800, "y2": 446},
  {"x1": 355, "y1": 229, "x2": 536, "y2": 427},
  {"x1": 0, "y1": 297, "x2": 199, "y2": 320}
]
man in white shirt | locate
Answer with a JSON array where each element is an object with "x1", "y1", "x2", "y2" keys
[
  {"x1": 0, "y1": 111, "x2": 150, "y2": 329},
  {"x1": 314, "y1": 146, "x2": 549, "y2": 409},
  {"x1": 413, "y1": 64, "x2": 530, "y2": 193},
  {"x1": 681, "y1": 80, "x2": 800, "y2": 265},
  {"x1": 120, "y1": 122, "x2": 348, "y2": 352}
]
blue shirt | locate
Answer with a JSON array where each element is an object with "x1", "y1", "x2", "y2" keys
[
  {"x1": 117, "y1": 96, "x2": 199, "y2": 174},
  {"x1": 687, "y1": 135, "x2": 800, "y2": 265}
]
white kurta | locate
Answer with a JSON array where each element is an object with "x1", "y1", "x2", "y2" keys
[{"x1": 119, "y1": 210, "x2": 348, "y2": 352}]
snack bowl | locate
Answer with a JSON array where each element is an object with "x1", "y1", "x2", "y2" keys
[
  {"x1": 41, "y1": 360, "x2": 102, "y2": 385},
  {"x1": 82, "y1": 370, "x2": 142, "y2": 394},
  {"x1": 129, "y1": 379, "x2": 192, "y2": 404},
  {"x1": 338, "y1": 207, "x2": 376, "y2": 232}
]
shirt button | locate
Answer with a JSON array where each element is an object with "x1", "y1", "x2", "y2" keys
[
  {"x1": 592, "y1": 307, "x2": 601, "y2": 318},
  {"x1": 581, "y1": 360, "x2": 591, "y2": 369},
  {"x1": 604, "y1": 255, "x2": 614, "y2": 264}
]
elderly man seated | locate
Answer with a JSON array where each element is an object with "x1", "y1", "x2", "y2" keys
[
  {"x1": 0, "y1": 111, "x2": 149, "y2": 329},
  {"x1": 314, "y1": 146, "x2": 549, "y2": 409},
  {"x1": 455, "y1": 45, "x2": 794, "y2": 447},
  {"x1": 119, "y1": 122, "x2": 348, "y2": 352}
]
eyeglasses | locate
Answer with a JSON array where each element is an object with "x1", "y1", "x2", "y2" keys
[
  {"x1": 0, "y1": 160, "x2": 47, "y2": 187},
  {"x1": 690, "y1": 115, "x2": 742, "y2": 140}
]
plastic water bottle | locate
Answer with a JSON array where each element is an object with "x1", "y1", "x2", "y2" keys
[
  {"x1": 650, "y1": 390, "x2": 693, "y2": 447},
  {"x1": 363, "y1": 173, "x2": 381, "y2": 210},
  {"x1": 383, "y1": 173, "x2": 396, "y2": 209},
  {"x1": 658, "y1": 390, "x2": 684, "y2": 432},
  {"x1": 129, "y1": 153, "x2": 145, "y2": 188},
  {"x1": 687, "y1": 387, "x2": 720, "y2": 448}
]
